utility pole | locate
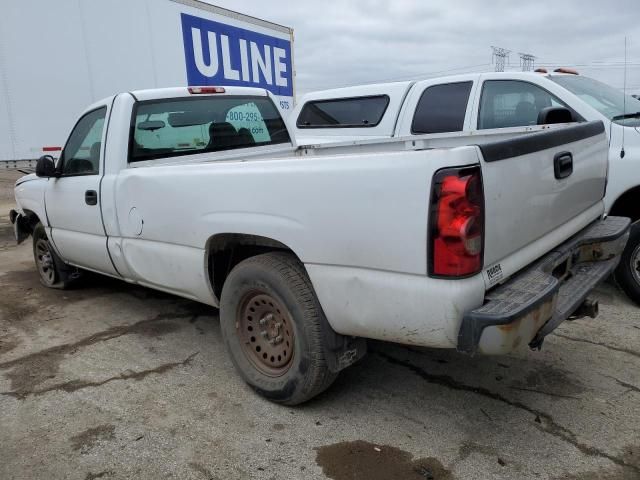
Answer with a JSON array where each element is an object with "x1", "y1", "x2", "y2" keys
[
  {"x1": 491, "y1": 46, "x2": 511, "y2": 72},
  {"x1": 519, "y1": 53, "x2": 536, "y2": 71}
]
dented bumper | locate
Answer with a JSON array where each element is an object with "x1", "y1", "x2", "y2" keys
[{"x1": 458, "y1": 216, "x2": 630, "y2": 356}]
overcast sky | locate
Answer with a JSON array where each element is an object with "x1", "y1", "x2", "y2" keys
[{"x1": 209, "y1": 0, "x2": 640, "y2": 94}]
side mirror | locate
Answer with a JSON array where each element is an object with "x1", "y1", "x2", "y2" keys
[
  {"x1": 35, "y1": 155, "x2": 57, "y2": 178},
  {"x1": 537, "y1": 107, "x2": 574, "y2": 125}
]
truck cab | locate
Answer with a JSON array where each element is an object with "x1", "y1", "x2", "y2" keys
[{"x1": 292, "y1": 71, "x2": 640, "y2": 304}]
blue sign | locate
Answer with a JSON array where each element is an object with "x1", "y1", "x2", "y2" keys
[{"x1": 181, "y1": 13, "x2": 293, "y2": 97}]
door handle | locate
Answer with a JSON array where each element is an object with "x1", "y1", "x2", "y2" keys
[
  {"x1": 85, "y1": 190, "x2": 98, "y2": 206},
  {"x1": 554, "y1": 151, "x2": 573, "y2": 179}
]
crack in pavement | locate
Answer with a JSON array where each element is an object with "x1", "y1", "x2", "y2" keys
[
  {"x1": 552, "y1": 333, "x2": 640, "y2": 360},
  {"x1": 85, "y1": 471, "x2": 114, "y2": 480},
  {"x1": 603, "y1": 375, "x2": 640, "y2": 395},
  {"x1": 508, "y1": 386, "x2": 581, "y2": 400},
  {"x1": 0, "y1": 352, "x2": 199, "y2": 399},
  {"x1": 375, "y1": 350, "x2": 639, "y2": 475},
  {"x1": 0, "y1": 310, "x2": 203, "y2": 371}
]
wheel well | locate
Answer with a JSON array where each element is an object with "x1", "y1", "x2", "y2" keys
[
  {"x1": 609, "y1": 187, "x2": 640, "y2": 222},
  {"x1": 20, "y1": 209, "x2": 41, "y2": 234},
  {"x1": 206, "y1": 233, "x2": 298, "y2": 301}
]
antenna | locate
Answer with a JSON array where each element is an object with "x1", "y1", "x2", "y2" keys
[
  {"x1": 621, "y1": 37, "x2": 627, "y2": 159},
  {"x1": 491, "y1": 46, "x2": 511, "y2": 72},
  {"x1": 519, "y1": 53, "x2": 536, "y2": 71}
]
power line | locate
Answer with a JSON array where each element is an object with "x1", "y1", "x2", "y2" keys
[
  {"x1": 536, "y1": 62, "x2": 640, "y2": 68},
  {"x1": 319, "y1": 63, "x2": 493, "y2": 89},
  {"x1": 370, "y1": 63, "x2": 493, "y2": 84},
  {"x1": 373, "y1": 63, "x2": 492, "y2": 83}
]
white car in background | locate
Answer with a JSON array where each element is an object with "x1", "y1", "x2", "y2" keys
[{"x1": 292, "y1": 71, "x2": 640, "y2": 304}]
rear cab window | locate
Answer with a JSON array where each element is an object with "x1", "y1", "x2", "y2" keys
[
  {"x1": 129, "y1": 96, "x2": 291, "y2": 163},
  {"x1": 296, "y1": 95, "x2": 390, "y2": 128},
  {"x1": 411, "y1": 82, "x2": 473, "y2": 134}
]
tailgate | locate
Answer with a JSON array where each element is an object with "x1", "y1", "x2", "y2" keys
[{"x1": 479, "y1": 121, "x2": 608, "y2": 279}]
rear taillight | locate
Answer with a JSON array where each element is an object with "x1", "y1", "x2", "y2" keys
[
  {"x1": 188, "y1": 86, "x2": 226, "y2": 94},
  {"x1": 429, "y1": 166, "x2": 484, "y2": 278}
]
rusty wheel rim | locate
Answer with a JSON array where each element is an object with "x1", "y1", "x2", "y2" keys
[{"x1": 237, "y1": 291, "x2": 295, "y2": 377}]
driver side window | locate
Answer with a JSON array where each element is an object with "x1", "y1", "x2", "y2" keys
[
  {"x1": 60, "y1": 107, "x2": 107, "y2": 175},
  {"x1": 478, "y1": 80, "x2": 567, "y2": 130}
]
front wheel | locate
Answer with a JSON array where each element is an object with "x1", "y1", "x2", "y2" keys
[
  {"x1": 614, "y1": 221, "x2": 640, "y2": 305},
  {"x1": 219, "y1": 252, "x2": 337, "y2": 405},
  {"x1": 32, "y1": 223, "x2": 78, "y2": 289}
]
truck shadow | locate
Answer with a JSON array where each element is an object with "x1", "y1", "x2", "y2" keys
[{"x1": 324, "y1": 339, "x2": 586, "y2": 407}]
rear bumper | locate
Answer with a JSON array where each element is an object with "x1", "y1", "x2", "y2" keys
[{"x1": 458, "y1": 216, "x2": 630, "y2": 356}]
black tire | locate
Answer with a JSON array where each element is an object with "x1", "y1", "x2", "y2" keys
[
  {"x1": 32, "y1": 223, "x2": 78, "y2": 289},
  {"x1": 614, "y1": 221, "x2": 640, "y2": 305},
  {"x1": 219, "y1": 252, "x2": 337, "y2": 405}
]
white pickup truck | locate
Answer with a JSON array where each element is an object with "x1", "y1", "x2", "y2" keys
[
  {"x1": 292, "y1": 70, "x2": 640, "y2": 304},
  {"x1": 10, "y1": 85, "x2": 629, "y2": 404}
]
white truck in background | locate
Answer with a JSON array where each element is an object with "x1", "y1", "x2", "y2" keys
[
  {"x1": 292, "y1": 71, "x2": 640, "y2": 304},
  {"x1": 10, "y1": 85, "x2": 628, "y2": 404},
  {"x1": 0, "y1": 0, "x2": 295, "y2": 166}
]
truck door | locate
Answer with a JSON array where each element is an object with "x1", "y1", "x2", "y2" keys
[{"x1": 45, "y1": 106, "x2": 118, "y2": 276}]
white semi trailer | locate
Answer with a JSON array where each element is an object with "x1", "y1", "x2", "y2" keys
[{"x1": 0, "y1": 0, "x2": 295, "y2": 165}]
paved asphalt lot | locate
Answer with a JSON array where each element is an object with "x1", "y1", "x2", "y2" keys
[{"x1": 0, "y1": 170, "x2": 639, "y2": 480}]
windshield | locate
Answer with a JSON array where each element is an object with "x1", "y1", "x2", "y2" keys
[{"x1": 549, "y1": 75, "x2": 640, "y2": 127}]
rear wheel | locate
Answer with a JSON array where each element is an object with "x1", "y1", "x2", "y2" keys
[
  {"x1": 220, "y1": 252, "x2": 337, "y2": 405},
  {"x1": 236, "y1": 291, "x2": 296, "y2": 377},
  {"x1": 614, "y1": 222, "x2": 640, "y2": 305},
  {"x1": 32, "y1": 223, "x2": 78, "y2": 289}
]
